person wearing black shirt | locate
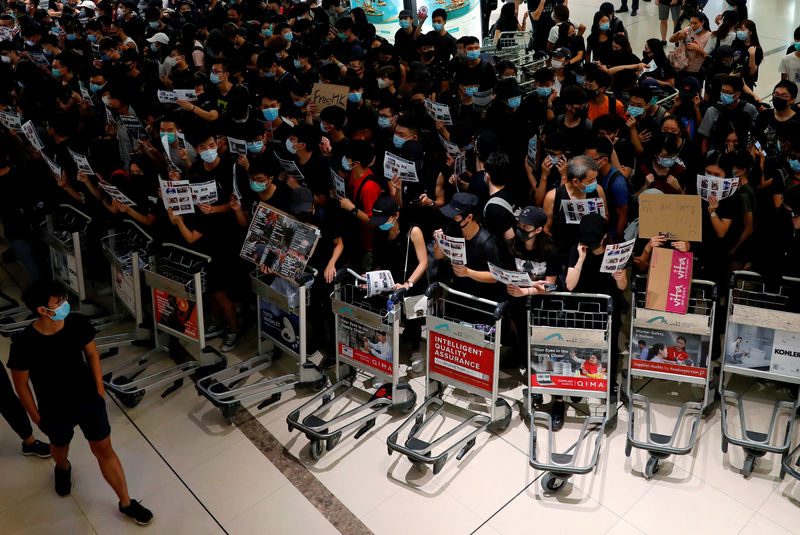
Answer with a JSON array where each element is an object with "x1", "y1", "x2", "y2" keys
[{"x1": 8, "y1": 281, "x2": 153, "y2": 525}]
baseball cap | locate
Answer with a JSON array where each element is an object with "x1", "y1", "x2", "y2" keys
[
  {"x1": 77, "y1": 1, "x2": 96, "y2": 9},
  {"x1": 289, "y1": 187, "x2": 314, "y2": 213},
  {"x1": 441, "y1": 192, "x2": 479, "y2": 219},
  {"x1": 578, "y1": 212, "x2": 609, "y2": 248},
  {"x1": 640, "y1": 77, "x2": 663, "y2": 98},
  {"x1": 679, "y1": 76, "x2": 701, "y2": 96},
  {"x1": 369, "y1": 196, "x2": 399, "y2": 226},
  {"x1": 146, "y1": 32, "x2": 170, "y2": 45},
  {"x1": 518, "y1": 206, "x2": 547, "y2": 228},
  {"x1": 552, "y1": 47, "x2": 572, "y2": 60}
]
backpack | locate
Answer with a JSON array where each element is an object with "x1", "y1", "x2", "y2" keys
[
  {"x1": 710, "y1": 101, "x2": 753, "y2": 143},
  {"x1": 483, "y1": 195, "x2": 518, "y2": 218}
]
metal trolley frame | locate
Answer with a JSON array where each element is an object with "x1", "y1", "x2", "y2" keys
[
  {"x1": 286, "y1": 269, "x2": 415, "y2": 460},
  {"x1": 102, "y1": 243, "x2": 225, "y2": 408},
  {"x1": 719, "y1": 271, "x2": 800, "y2": 479},
  {"x1": 527, "y1": 292, "x2": 616, "y2": 493},
  {"x1": 625, "y1": 276, "x2": 717, "y2": 479},
  {"x1": 386, "y1": 282, "x2": 512, "y2": 475},
  {"x1": 96, "y1": 220, "x2": 156, "y2": 356},
  {"x1": 195, "y1": 269, "x2": 326, "y2": 423}
]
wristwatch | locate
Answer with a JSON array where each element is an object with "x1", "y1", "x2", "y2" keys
[
  {"x1": 710, "y1": 211, "x2": 717, "y2": 218},
  {"x1": 406, "y1": 280, "x2": 414, "y2": 288},
  {"x1": 350, "y1": 206, "x2": 358, "y2": 215}
]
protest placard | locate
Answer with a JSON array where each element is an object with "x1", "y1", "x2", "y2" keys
[
  {"x1": 159, "y1": 178, "x2": 194, "y2": 216},
  {"x1": 331, "y1": 169, "x2": 347, "y2": 198},
  {"x1": 68, "y1": 148, "x2": 96, "y2": 175},
  {"x1": 310, "y1": 83, "x2": 349, "y2": 110},
  {"x1": 22, "y1": 120, "x2": 44, "y2": 152},
  {"x1": 436, "y1": 232, "x2": 466, "y2": 265},
  {"x1": 0, "y1": 110, "x2": 22, "y2": 133},
  {"x1": 274, "y1": 153, "x2": 305, "y2": 184},
  {"x1": 638, "y1": 195, "x2": 702, "y2": 241},
  {"x1": 366, "y1": 270, "x2": 395, "y2": 297},
  {"x1": 190, "y1": 181, "x2": 218, "y2": 205},
  {"x1": 227, "y1": 137, "x2": 247, "y2": 156},
  {"x1": 99, "y1": 181, "x2": 137, "y2": 206}
]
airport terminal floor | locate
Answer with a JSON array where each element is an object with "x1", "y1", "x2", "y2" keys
[{"x1": 2, "y1": 0, "x2": 800, "y2": 534}]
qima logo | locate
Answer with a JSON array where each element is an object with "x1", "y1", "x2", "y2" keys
[
  {"x1": 646, "y1": 316, "x2": 668, "y2": 324},
  {"x1": 433, "y1": 323, "x2": 451, "y2": 333}
]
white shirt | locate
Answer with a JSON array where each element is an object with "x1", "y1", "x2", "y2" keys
[{"x1": 779, "y1": 53, "x2": 800, "y2": 102}]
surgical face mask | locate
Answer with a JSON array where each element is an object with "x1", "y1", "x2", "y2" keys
[
  {"x1": 210, "y1": 72, "x2": 222, "y2": 84},
  {"x1": 293, "y1": 100, "x2": 305, "y2": 108},
  {"x1": 515, "y1": 227, "x2": 534, "y2": 242},
  {"x1": 200, "y1": 149, "x2": 218, "y2": 163},
  {"x1": 25, "y1": 40, "x2": 36, "y2": 47},
  {"x1": 507, "y1": 96, "x2": 521, "y2": 108},
  {"x1": 399, "y1": 19, "x2": 410, "y2": 29},
  {"x1": 627, "y1": 105, "x2": 644, "y2": 117},
  {"x1": 293, "y1": 59, "x2": 302, "y2": 69},
  {"x1": 393, "y1": 135, "x2": 406, "y2": 149},
  {"x1": 583, "y1": 181, "x2": 598, "y2": 193},
  {"x1": 0, "y1": 56, "x2": 10, "y2": 64},
  {"x1": 536, "y1": 87, "x2": 552, "y2": 97},
  {"x1": 576, "y1": 75, "x2": 585, "y2": 84},
  {"x1": 150, "y1": 43, "x2": 158, "y2": 52},
  {"x1": 320, "y1": 121, "x2": 328, "y2": 133},
  {"x1": 341, "y1": 156, "x2": 352, "y2": 171},
  {"x1": 790, "y1": 159, "x2": 800, "y2": 172},
  {"x1": 378, "y1": 221, "x2": 393, "y2": 231},
  {"x1": 551, "y1": 59, "x2": 563, "y2": 69},
  {"x1": 101, "y1": 54, "x2": 111, "y2": 61},
  {"x1": 247, "y1": 140, "x2": 264, "y2": 153},
  {"x1": 149, "y1": 21, "x2": 159, "y2": 29},
  {"x1": 284, "y1": 32, "x2": 294, "y2": 42},
  {"x1": 736, "y1": 30, "x2": 749, "y2": 41},
  {"x1": 46, "y1": 301, "x2": 70, "y2": 321},
  {"x1": 262, "y1": 28, "x2": 273, "y2": 37},
  {"x1": 348, "y1": 92, "x2": 362, "y2": 103},
  {"x1": 377, "y1": 116, "x2": 392, "y2": 129},
  {"x1": 250, "y1": 180, "x2": 267, "y2": 192},
  {"x1": 795, "y1": 42, "x2": 800, "y2": 51},
  {"x1": 694, "y1": 26, "x2": 703, "y2": 34},
  {"x1": 87, "y1": 34, "x2": 98, "y2": 43},
  {"x1": 264, "y1": 70, "x2": 275, "y2": 78},
  {"x1": 377, "y1": 78, "x2": 390, "y2": 89},
  {"x1": 51, "y1": 67, "x2": 62, "y2": 78},
  {"x1": 658, "y1": 156, "x2": 676, "y2": 167},
  {"x1": 66, "y1": 33, "x2": 77, "y2": 41},
  {"x1": 337, "y1": 32, "x2": 347, "y2": 40},
  {"x1": 117, "y1": 7, "x2": 124, "y2": 16},
  {"x1": 719, "y1": 92, "x2": 735, "y2": 105},
  {"x1": 161, "y1": 132, "x2": 176, "y2": 144},
  {"x1": 285, "y1": 138, "x2": 297, "y2": 154},
  {"x1": 462, "y1": 144, "x2": 474, "y2": 151},
  {"x1": 262, "y1": 107, "x2": 279, "y2": 121},
  {"x1": 465, "y1": 86, "x2": 478, "y2": 96},
  {"x1": 599, "y1": 22, "x2": 609, "y2": 31},
  {"x1": 466, "y1": 50, "x2": 480, "y2": 61},
  {"x1": 433, "y1": 23, "x2": 443, "y2": 31}
]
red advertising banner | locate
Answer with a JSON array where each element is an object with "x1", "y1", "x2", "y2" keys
[
  {"x1": 529, "y1": 345, "x2": 608, "y2": 393},
  {"x1": 337, "y1": 317, "x2": 394, "y2": 376},
  {"x1": 429, "y1": 332, "x2": 494, "y2": 393},
  {"x1": 629, "y1": 326, "x2": 709, "y2": 379},
  {"x1": 529, "y1": 373, "x2": 608, "y2": 392},
  {"x1": 153, "y1": 288, "x2": 199, "y2": 340},
  {"x1": 630, "y1": 359, "x2": 707, "y2": 378}
]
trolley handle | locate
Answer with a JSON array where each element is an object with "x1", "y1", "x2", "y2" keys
[
  {"x1": 296, "y1": 269, "x2": 315, "y2": 286},
  {"x1": 387, "y1": 287, "x2": 407, "y2": 309},
  {"x1": 122, "y1": 219, "x2": 155, "y2": 246},
  {"x1": 425, "y1": 282, "x2": 503, "y2": 310},
  {"x1": 161, "y1": 242, "x2": 213, "y2": 264},
  {"x1": 57, "y1": 203, "x2": 93, "y2": 224}
]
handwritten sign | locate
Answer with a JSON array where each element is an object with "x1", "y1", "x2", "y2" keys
[
  {"x1": 311, "y1": 83, "x2": 349, "y2": 110},
  {"x1": 638, "y1": 195, "x2": 702, "y2": 242}
]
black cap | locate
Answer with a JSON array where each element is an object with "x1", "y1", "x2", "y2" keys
[
  {"x1": 518, "y1": 206, "x2": 547, "y2": 228},
  {"x1": 289, "y1": 187, "x2": 314, "y2": 213},
  {"x1": 784, "y1": 184, "x2": 800, "y2": 212},
  {"x1": 369, "y1": 196, "x2": 399, "y2": 226},
  {"x1": 552, "y1": 47, "x2": 572, "y2": 60},
  {"x1": 579, "y1": 212, "x2": 609, "y2": 247},
  {"x1": 441, "y1": 192, "x2": 479, "y2": 219},
  {"x1": 679, "y1": 76, "x2": 701, "y2": 95}
]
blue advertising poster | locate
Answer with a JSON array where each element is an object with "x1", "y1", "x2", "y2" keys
[
  {"x1": 414, "y1": 0, "x2": 482, "y2": 41},
  {"x1": 259, "y1": 297, "x2": 301, "y2": 355},
  {"x1": 351, "y1": 0, "x2": 404, "y2": 42}
]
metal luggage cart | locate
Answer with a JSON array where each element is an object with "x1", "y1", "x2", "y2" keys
[
  {"x1": 196, "y1": 269, "x2": 326, "y2": 423},
  {"x1": 102, "y1": 243, "x2": 225, "y2": 408},
  {"x1": 286, "y1": 269, "x2": 415, "y2": 460},
  {"x1": 483, "y1": 31, "x2": 530, "y2": 57},
  {"x1": 386, "y1": 282, "x2": 512, "y2": 475},
  {"x1": 719, "y1": 271, "x2": 800, "y2": 479},
  {"x1": 42, "y1": 204, "x2": 92, "y2": 302},
  {"x1": 0, "y1": 290, "x2": 36, "y2": 337},
  {"x1": 625, "y1": 276, "x2": 717, "y2": 479},
  {"x1": 518, "y1": 56, "x2": 549, "y2": 93},
  {"x1": 527, "y1": 293, "x2": 616, "y2": 492},
  {"x1": 96, "y1": 220, "x2": 156, "y2": 357},
  {"x1": 654, "y1": 86, "x2": 678, "y2": 110}
]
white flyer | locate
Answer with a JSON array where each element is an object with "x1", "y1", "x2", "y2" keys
[
  {"x1": 527, "y1": 136, "x2": 537, "y2": 164},
  {"x1": 21, "y1": 120, "x2": 44, "y2": 152},
  {"x1": 174, "y1": 89, "x2": 197, "y2": 101},
  {"x1": 0, "y1": 110, "x2": 22, "y2": 133},
  {"x1": 331, "y1": 168, "x2": 347, "y2": 198},
  {"x1": 696, "y1": 174, "x2": 739, "y2": 202},
  {"x1": 159, "y1": 178, "x2": 194, "y2": 215},
  {"x1": 0, "y1": 27, "x2": 13, "y2": 41},
  {"x1": 227, "y1": 136, "x2": 247, "y2": 156},
  {"x1": 190, "y1": 180, "x2": 218, "y2": 205},
  {"x1": 488, "y1": 263, "x2": 533, "y2": 287},
  {"x1": 68, "y1": 148, "x2": 96, "y2": 175},
  {"x1": 560, "y1": 198, "x2": 606, "y2": 224},
  {"x1": 157, "y1": 90, "x2": 177, "y2": 104},
  {"x1": 99, "y1": 181, "x2": 137, "y2": 206},
  {"x1": 365, "y1": 270, "x2": 395, "y2": 297},
  {"x1": 436, "y1": 232, "x2": 466, "y2": 266},
  {"x1": 274, "y1": 153, "x2": 305, "y2": 184},
  {"x1": 232, "y1": 164, "x2": 241, "y2": 201},
  {"x1": 600, "y1": 238, "x2": 636, "y2": 273},
  {"x1": 383, "y1": 151, "x2": 419, "y2": 182},
  {"x1": 454, "y1": 152, "x2": 466, "y2": 177},
  {"x1": 424, "y1": 98, "x2": 453, "y2": 125},
  {"x1": 41, "y1": 153, "x2": 62, "y2": 180},
  {"x1": 439, "y1": 134, "x2": 461, "y2": 158},
  {"x1": 78, "y1": 82, "x2": 92, "y2": 103}
]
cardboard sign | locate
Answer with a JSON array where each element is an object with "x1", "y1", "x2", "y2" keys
[
  {"x1": 645, "y1": 248, "x2": 693, "y2": 314},
  {"x1": 638, "y1": 195, "x2": 702, "y2": 242},
  {"x1": 310, "y1": 83, "x2": 349, "y2": 110}
]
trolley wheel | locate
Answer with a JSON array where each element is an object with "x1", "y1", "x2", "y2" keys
[
  {"x1": 221, "y1": 403, "x2": 240, "y2": 423},
  {"x1": 531, "y1": 393, "x2": 544, "y2": 406},
  {"x1": 311, "y1": 376, "x2": 327, "y2": 392},
  {"x1": 702, "y1": 403, "x2": 715, "y2": 418},
  {"x1": 721, "y1": 437, "x2": 728, "y2": 454},
  {"x1": 742, "y1": 455, "x2": 756, "y2": 478},
  {"x1": 410, "y1": 459, "x2": 427, "y2": 471},
  {"x1": 644, "y1": 456, "x2": 660, "y2": 479},
  {"x1": 541, "y1": 472, "x2": 567, "y2": 493},
  {"x1": 397, "y1": 390, "x2": 417, "y2": 415},
  {"x1": 118, "y1": 391, "x2": 145, "y2": 408},
  {"x1": 625, "y1": 440, "x2": 632, "y2": 458},
  {"x1": 488, "y1": 398, "x2": 512, "y2": 434},
  {"x1": 309, "y1": 440, "x2": 324, "y2": 461}
]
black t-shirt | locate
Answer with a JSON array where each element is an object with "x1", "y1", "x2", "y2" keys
[
  {"x1": 7, "y1": 314, "x2": 97, "y2": 416},
  {"x1": 568, "y1": 245, "x2": 620, "y2": 297}
]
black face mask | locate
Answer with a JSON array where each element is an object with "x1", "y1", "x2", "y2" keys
[
  {"x1": 422, "y1": 50, "x2": 435, "y2": 61},
  {"x1": 516, "y1": 228, "x2": 535, "y2": 242},
  {"x1": 774, "y1": 97, "x2": 790, "y2": 111},
  {"x1": 573, "y1": 105, "x2": 588, "y2": 118},
  {"x1": 445, "y1": 219, "x2": 464, "y2": 237},
  {"x1": 585, "y1": 89, "x2": 599, "y2": 99}
]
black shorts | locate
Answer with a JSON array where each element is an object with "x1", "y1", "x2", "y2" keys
[{"x1": 40, "y1": 393, "x2": 111, "y2": 447}]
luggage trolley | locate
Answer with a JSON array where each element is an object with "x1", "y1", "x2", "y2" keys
[
  {"x1": 286, "y1": 269, "x2": 415, "y2": 460},
  {"x1": 43, "y1": 204, "x2": 92, "y2": 303},
  {"x1": 386, "y1": 282, "x2": 512, "y2": 475},
  {"x1": 195, "y1": 268, "x2": 327, "y2": 423},
  {"x1": 102, "y1": 243, "x2": 226, "y2": 408},
  {"x1": 527, "y1": 292, "x2": 616, "y2": 492},
  {"x1": 96, "y1": 220, "x2": 156, "y2": 356},
  {"x1": 625, "y1": 276, "x2": 717, "y2": 479},
  {"x1": 719, "y1": 271, "x2": 800, "y2": 478}
]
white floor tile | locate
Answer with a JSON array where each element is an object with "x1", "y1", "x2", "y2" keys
[
  {"x1": 756, "y1": 479, "x2": 800, "y2": 534},
  {"x1": 738, "y1": 511, "x2": 794, "y2": 535},
  {"x1": 225, "y1": 484, "x2": 338, "y2": 535},
  {"x1": 0, "y1": 488, "x2": 95, "y2": 535}
]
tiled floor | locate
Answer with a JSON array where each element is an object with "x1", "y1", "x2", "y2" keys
[{"x1": 3, "y1": 1, "x2": 800, "y2": 534}]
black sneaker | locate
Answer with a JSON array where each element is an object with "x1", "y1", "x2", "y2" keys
[
  {"x1": 120, "y1": 499, "x2": 154, "y2": 526},
  {"x1": 55, "y1": 463, "x2": 72, "y2": 496},
  {"x1": 551, "y1": 401, "x2": 566, "y2": 432},
  {"x1": 22, "y1": 439, "x2": 51, "y2": 458},
  {"x1": 615, "y1": 6, "x2": 628, "y2": 13}
]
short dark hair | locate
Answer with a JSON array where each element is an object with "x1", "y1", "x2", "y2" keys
[
  {"x1": 585, "y1": 136, "x2": 614, "y2": 160},
  {"x1": 721, "y1": 75, "x2": 743, "y2": 93},
  {"x1": 775, "y1": 80, "x2": 799, "y2": 100},
  {"x1": 431, "y1": 8, "x2": 447, "y2": 21},
  {"x1": 484, "y1": 152, "x2": 511, "y2": 187},
  {"x1": 23, "y1": 280, "x2": 66, "y2": 314}
]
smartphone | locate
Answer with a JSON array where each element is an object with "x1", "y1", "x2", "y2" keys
[
  {"x1": 543, "y1": 283, "x2": 557, "y2": 292},
  {"x1": 753, "y1": 140, "x2": 767, "y2": 157},
  {"x1": 658, "y1": 232, "x2": 673, "y2": 239}
]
